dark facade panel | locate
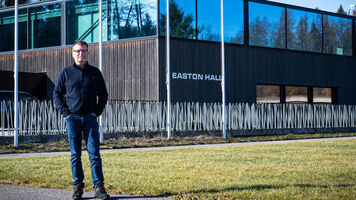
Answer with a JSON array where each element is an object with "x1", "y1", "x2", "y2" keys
[
  {"x1": 159, "y1": 37, "x2": 356, "y2": 104},
  {"x1": 0, "y1": 38, "x2": 159, "y2": 101}
]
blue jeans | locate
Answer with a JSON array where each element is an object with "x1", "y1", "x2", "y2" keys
[{"x1": 65, "y1": 114, "x2": 104, "y2": 189}]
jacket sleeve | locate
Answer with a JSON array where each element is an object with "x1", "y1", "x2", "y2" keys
[
  {"x1": 53, "y1": 69, "x2": 71, "y2": 117},
  {"x1": 94, "y1": 71, "x2": 108, "y2": 117}
]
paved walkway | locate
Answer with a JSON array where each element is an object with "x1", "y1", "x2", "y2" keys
[{"x1": 0, "y1": 136, "x2": 355, "y2": 200}]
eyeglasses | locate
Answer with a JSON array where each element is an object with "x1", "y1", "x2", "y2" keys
[{"x1": 72, "y1": 49, "x2": 88, "y2": 53}]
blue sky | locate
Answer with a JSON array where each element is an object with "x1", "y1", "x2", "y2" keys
[{"x1": 268, "y1": 0, "x2": 356, "y2": 13}]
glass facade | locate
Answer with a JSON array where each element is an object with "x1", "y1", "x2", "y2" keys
[
  {"x1": 0, "y1": 0, "x2": 354, "y2": 56},
  {"x1": 313, "y1": 87, "x2": 332, "y2": 104},
  {"x1": 323, "y1": 15, "x2": 352, "y2": 56},
  {"x1": 256, "y1": 85, "x2": 280, "y2": 103},
  {"x1": 287, "y1": 9, "x2": 322, "y2": 52},
  {"x1": 249, "y1": 2, "x2": 285, "y2": 48},
  {"x1": 286, "y1": 86, "x2": 308, "y2": 103}
]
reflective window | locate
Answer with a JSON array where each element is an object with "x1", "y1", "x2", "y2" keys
[
  {"x1": 256, "y1": 85, "x2": 280, "y2": 103},
  {"x1": 160, "y1": 0, "x2": 196, "y2": 39},
  {"x1": 0, "y1": 9, "x2": 27, "y2": 51},
  {"x1": 66, "y1": 0, "x2": 107, "y2": 44},
  {"x1": 286, "y1": 86, "x2": 308, "y2": 103},
  {"x1": 249, "y1": 2, "x2": 285, "y2": 48},
  {"x1": 287, "y1": 9, "x2": 322, "y2": 52},
  {"x1": 323, "y1": 15, "x2": 352, "y2": 56},
  {"x1": 313, "y1": 87, "x2": 332, "y2": 104},
  {"x1": 108, "y1": 0, "x2": 156, "y2": 40},
  {"x1": 0, "y1": 0, "x2": 43, "y2": 8},
  {"x1": 224, "y1": 0, "x2": 244, "y2": 44},
  {"x1": 197, "y1": 0, "x2": 221, "y2": 41},
  {"x1": 29, "y1": 3, "x2": 61, "y2": 48}
]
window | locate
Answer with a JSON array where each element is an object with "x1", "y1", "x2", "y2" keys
[
  {"x1": 66, "y1": 0, "x2": 107, "y2": 44},
  {"x1": 249, "y1": 2, "x2": 285, "y2": 48},
  {"x1": 256, "y1": 85, "x2": 280, "y2": 103},
  {"x1": 286, "y1": 86, "x2": 307, "y2": 103},
  {"x1": 224, "y1": 0, "x2": 244, "y2": 44},
  {"x1": 30, "y1": 3, "x2": 61, "y2": 48},
  {"x1": 108, "y1": 0, "x2": 156, "y2": 40},
  {"x1": 313, "y1": 87, "x2": 332, "y2": 104},
  {"x1": 160, "y1": 0, "x2": 196, "y2": 39},
  {"x1": 323, "y1": 15, "x2": 352, "y2": 56},
  {"x1": 287, "y1": 9, "x2": 322, "y2": 53},
  {"x1": 0, "y1": 9, "x2": 27, "y2": 51},
  {"x1": 197, "y1": 0, "x2": 221, "y2": 41}
]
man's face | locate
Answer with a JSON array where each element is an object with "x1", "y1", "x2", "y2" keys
[{"x1": 72, "y1": 44, "x2": 88, "y2": 66}]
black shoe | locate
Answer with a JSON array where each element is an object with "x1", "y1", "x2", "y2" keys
[
  {"x1": 72, "y1": 184, "x2": 84, "y2": 200},
  {"x1": 94, "y1": 183, "x2": 110, "y2": 200}
]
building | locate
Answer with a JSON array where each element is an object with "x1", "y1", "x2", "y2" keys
[{"x1": 0, "y1": 0, "x2": 355, "y2": 105}]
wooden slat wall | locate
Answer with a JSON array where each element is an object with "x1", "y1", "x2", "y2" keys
[{"x1": 0, "y1": 38, "x2": 159, "y2": 101}]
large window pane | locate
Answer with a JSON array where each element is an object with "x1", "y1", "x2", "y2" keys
[
  {"x1": 29, "y1": 3, "x2": 61, "y2": 48},
  {"x1": 0, "y1": 9, "x2": 27, "y2": 52},
  {"x1": 287, "y1": 9, "x2": 322, "y2": 53},
  {"x1": 66, "y1": 0, "x2": 107, "y2": 44},
  {"x1": 313, "y1": 87, "x2": 332, "y2": 104},
  {"x1": 286, "y1": 86, "x2": 307, "y2": 103},
  {"x1": 108, "y1": 0, "x2": 156, "y2": 40},
  {"x1": 256, "y1": 85, "x2": 280, "y2": 103},
  {"x1": 197, "y1": 0, "x2": 220, "y2": 41},
  {"x1": 159, "y1": 0, "x2": 196, "y2": 39},
  {"x1": 0, "y1": 0, "x2": 43, "y2": 8},
  {"x1": 225, "y1": 0, "x2": 244, "y2": 44},
  {"x1": 249, "y1": 2, "x2": 285, "y2": 48},
  {"x1": 323, "y1": 15, "x2": 352, "y2": 56}
]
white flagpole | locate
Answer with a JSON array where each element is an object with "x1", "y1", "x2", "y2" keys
[
  {"x1": 14, "y1": 0, "x2": 19, "y2": 147},
  {"x1": 99, "y1": 0, "x2": 104, "y2": 143},
  {"x1": 221, "y1": 0, "x2": 226, "y2": 139},
  {"x1": 166, "y1": 0, "x2": 171, "y2": 139}
]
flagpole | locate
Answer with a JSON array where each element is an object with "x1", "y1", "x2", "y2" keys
[
  {"x1": 99, "y1": 0, "x2": 104, "y2": 143},
  {"x1": 221, "y1": 0, "x2": 226, "y2": 139},
  {"x1": 166, "y1": 0, "x2": 171, "y2": 139},
  {"x1": 14, "y1": 0, "x2": 19, "y2": 147}
]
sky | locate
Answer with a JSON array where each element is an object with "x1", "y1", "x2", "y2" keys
[{"x1": 267, "y1": 0, "x2": 356, "y2": 14}]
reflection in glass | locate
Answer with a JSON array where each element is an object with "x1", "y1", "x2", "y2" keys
[
  {"x1": 109, "y1": 0, "x2": 156, "y2": 40},
  {"x1": 0, "y1": 9, "x2": 27, "y2": 51},
  {"x1": 224, "y1": 0, "x2": 244, "y2": 44},
  {"x1": 66, "y1": 0, "x2": 107, "y2": 44},
  {"x1": 287, "y1": 9, "x2": 322, "y2": 52},
  {"x1": 160, "y1": 0, "x2": 196, "y2": 39},
  {"x1": 0, "y1": 0, "x2": 43, "y2": 8},
  {"x1": 197, "y1": 0, "x2": 221, "y2": 41},
  {"x1": 256, "y1": 85, "x2": 280, "y2": 103},
  {"x1": 313, "y1": 87, "x2": 332, "y2": 103},
  {"x1": 286, "y1": 86, "x2": 307, "y2": 103},
  {"x1": 323, "y1": 15, "x2": 352, "y2": 56},
  {"x1": 249, "y1": 2, "x2": 285, "y2": 48},
  {"x1": 30, "y1": 3, "x2": 61, "y2": 48}
]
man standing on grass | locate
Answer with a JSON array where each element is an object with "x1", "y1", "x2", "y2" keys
[{"x1": 53, "y1": 40, "x2": 110, "y2": 200}]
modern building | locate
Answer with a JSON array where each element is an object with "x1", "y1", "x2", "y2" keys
[{"x1": 0, "y1": 0, "x2": 355, "y2": 105}]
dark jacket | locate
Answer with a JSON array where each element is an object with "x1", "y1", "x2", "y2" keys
[{"x1": 53, "y1": 62, "x2": 108, "y2": 118}]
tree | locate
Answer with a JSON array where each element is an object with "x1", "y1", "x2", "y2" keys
[
  {"x1": 160, "y1": 0, "x2": 197, "y2": 39},
  {"x1": 249, "y1": 16, "x2": 270, "y2": 46},
  {"x1": 309, "y1": 21, "x2": 322, "y2": 52},
  {"x1": 295, "y1": 15, "x2": 309, "y2": 50},
  {"x1": 336, "y1": 4, "x2": 346, "y2": 15}
]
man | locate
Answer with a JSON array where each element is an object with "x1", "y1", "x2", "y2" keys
[{"x1": 53, "y1": 40, "x2": 110, "y2": 200}]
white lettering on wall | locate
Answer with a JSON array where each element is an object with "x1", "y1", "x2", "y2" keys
[{"x1": 172, "y1": 72, "x2": 221, "y2": 81}]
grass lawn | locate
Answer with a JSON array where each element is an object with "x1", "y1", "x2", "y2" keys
[{"x1": 0, "y1": 138, "x2": 355, "y2": 199}]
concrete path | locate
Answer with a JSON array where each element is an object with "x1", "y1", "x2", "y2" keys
[
  {"x1": 0, "y1": 136, "x2": 355, "y2": 200},
  {"x1": 0, "y1": 184, "x2": 171, "y2": 200}
]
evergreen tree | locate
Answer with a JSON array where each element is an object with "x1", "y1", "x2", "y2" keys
[
  {"x1": 336, "y1": 4, "x2": 346, "y2": 15},
  {"x1": 296, "y1": 15, "x2": 309, "y2": 50},
  {"x1": 309, "y1": 21, "x2": 322, "y2": 52},
  {"x1": 160, "y1": 0, "x2": 197, "y2": 39}
]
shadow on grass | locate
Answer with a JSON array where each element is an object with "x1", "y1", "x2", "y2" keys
[
  {"x1": 158, "y1": 183, "x2": 355, "y2": 197},
  {"x1": 82, "y1": 196, "x2": 171, "y2": 200}
]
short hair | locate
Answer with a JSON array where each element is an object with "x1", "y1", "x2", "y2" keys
[{"x1": 72, "y1": 40, "x2": 88, "y2": 50}]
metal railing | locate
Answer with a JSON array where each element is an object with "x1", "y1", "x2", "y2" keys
[{"x1": 1, "y1": 100, "x2": 356, "y2": 136}]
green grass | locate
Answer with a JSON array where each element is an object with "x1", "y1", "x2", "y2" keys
[
  {"x1": 0, "y1": 139, "x2": 355, "y2": 199},
  {"x1": 1, "y1": 132, "x2": 356, "y2": 154}
]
